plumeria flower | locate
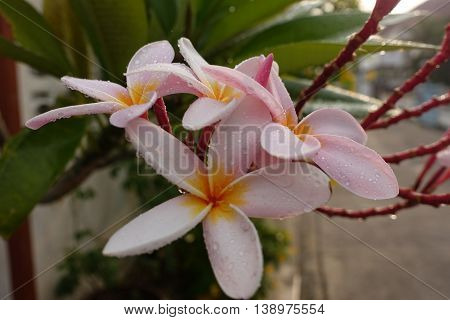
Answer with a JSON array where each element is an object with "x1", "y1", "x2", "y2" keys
[
  {"x1": 25, "y1": 40, "x2": 206, "y2": 130},
  {"x1": 129, "y1": 38, "x2": 288, "y2": 131},
  {"x1": 260, "y1": 107, "x2": 399, "y2": 199},
  {"x1": 202, "y1": 62, "x2": 399, "y2": 199},
  {"x1": 103, "y1": 115, "x2": 331, "y2": 299}
]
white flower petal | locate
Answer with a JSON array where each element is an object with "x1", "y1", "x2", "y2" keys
[
  {"x1": 128, "y1": 63, "x2": 211, "y2": 97},
  {"x1": 207, "y1": 96, "x2": 272, "y2": 195},
  {"x1": 178, "y1": 37, "x2": 211, "y2": 86},
  {"x1": 261, "y1": 122, "x2": 320, "y2": 160},
  {"x1": 223, "y1": 161, "x2": 331, "y2": 218},
  {"x1": 109, "y1": 92, "x2": 157, "y2": 128},
  {"x1": 203, "y1": 65, "x2": 287, "y2": 124},
  {"x1": 203, "y1": 206, "x2": 263, "y2": 299},
  {"x1": 182, "y1": 97, "x2": 240, "y2": 131},
  {"x1": 103, "y1": 195, "x2": 211, "y2": 256},
  {"x1": 300, "y1": 108, "x2": 367, "y2": 145},
  {"x1": 25, "y1": 102, "x2": 122, "y2": 130},
  {"x1": 126, "y1": 119, "x2": 210, "y2": 199},
  {"x1": 313, "y1": 134, "x2": 399, "y2": 200},
  {"x1": 62, "y1": 76, "x2": 129, "y2": 104}
]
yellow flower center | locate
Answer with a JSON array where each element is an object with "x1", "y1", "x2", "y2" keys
[
  {"x1": 118, "y1": 82, "x2": 160, "y2": 107},
  {"x1": 293, "y1": 122, "x2": 312, "y2": 141},
  {"x1": 208, "y1": 81, "x2": 241, "y2": 103}
]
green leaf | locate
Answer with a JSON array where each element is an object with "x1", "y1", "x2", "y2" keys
[
  {"x1": 250, "y1": 39, "x2": 437, "y2": 73},
  {"x1": 43, "y1": 0, "x2": 89, "y2": 78},
  {"x1": 283, "y1": 76, "x2": 381, "y2": 117},
  {"x1": 236, "y1": 11, "x2": 431, "y2": 57},
  {"x1": 198, "y1": 0, "x2": 297, "y2": 54},
  {"x1": 148, "y1": 0, "x2": 178, "y2": 35},
  {"x1": 236, "y1": 11, "x2": 370, "y2": 57},
  {"x1": 0, "y1": 37, "x2": 66, "y2": 77},
  {"x1": 0, "y1": 118, "x2": 86, "y2": 238},
  {"x1": 70, "y1": 0, "x2": 149, "y2": 81},
  {"x1": 0, "y1": 0, "x2": 71, "y2": 73}
]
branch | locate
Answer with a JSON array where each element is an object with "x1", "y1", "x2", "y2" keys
[
  {"x1": 294, "y1": 0, "x2": 400, "y2": 113},
  {"x1": 361, "y1": 24, "x2": 450, "y2": 129},
  {"x1": 153, "y1": 98, "x2": 172, "y2": 134},
  {"x1": 367, "y1": 92, "x2": 450, "y2": 130},
  {"x1": 412, "y1": 155, "x2": 436, "y2": 190},
  {"x1": 196, "y1": 125, "x2": 214, "y2": 161},
  {"x1": 383, "y1": 132, "x2": 450, "y2": 164},
  {"x1": 398, "y1": 188, "x2": 450, "y2": 206},
  {"x1": 40, "y1": 149, "x2": 133, "y2": 203},
  {"x1": 317, "y1": 201, "x2": 414, "y2": 219}
]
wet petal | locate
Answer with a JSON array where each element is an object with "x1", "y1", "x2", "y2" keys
[
  {"x1": 128, "y1": 63, "x2": 211, "y2": 97},
  {"x1": 207, "y1": 97, "x2": 272, "y2": 195},
  {"x1": 109, "y1": 92, "x2": 157, "y2": 128},
  {"x1": 182, "y1": 97, "x2": 240, "y2": 131},
  {"x1": 203, "y1": 206, "x2": 262, "y2": 299},
  {"x1": 300, "y1": 108, "x2": 367, "y2": 145},
  {"x1": 62, "y1": 76, "x2": 129, "y2": 104},
  {"x1": 25, "y1": 102, "x2": 122, "y2": 130},
  {"x1": 253, "y1": 147, "x2": 283, "y2": 169},
  {"x1": 261, "y1": 122, "x2": 320, "y2": 160},
  {"x1": 126, "y1": 118, "x2": 210, "y2": 199},
  {"x1": 437, "y1": 147, "x2": 450, "y2": 167},
  {"x1": 313, "y1": 134, "x2": 399, "y2": 200},
  {"x1": 223, "y1": 161, "x2": 330, "y2": 218},
  {"x1": 266, "y1": 68, "x2": 297, "y2": 127},
  {"x1": 203, "y1": 65, "x2": 287, "y2": 124},
  {"x1": 178, "y1": 37, "x2": 211, "y2": 86},
  {"x1": 103, "y1": 195, "x2": 211, "y2": 256},
  {"x1": 126, "y1": 41, "x2": 175, "y2": 88},
  {"x1": 234, "y1": 56, "x2": 263, "y2": 78}
]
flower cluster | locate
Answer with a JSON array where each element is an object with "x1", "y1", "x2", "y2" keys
[{"x1": 26, "y1": 39, "x2": 398, "y2": 299}]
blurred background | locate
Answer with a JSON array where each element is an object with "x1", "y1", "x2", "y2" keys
[{"x1": 0, "y1": 0, "x2": 449, "y2": 299}]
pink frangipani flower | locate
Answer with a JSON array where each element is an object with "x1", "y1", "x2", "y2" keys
[
  {"x1": 201, "y1": 58, "x2": 399, "y2": 200},
  {"x1": 260, "y1": 108, "x2": 399, "y2": 200},
  {"x1": 129, "y1": 38, "x2": 287, "y2": 131},
  {"x1": 25, "y1": 40, "x2": 205, "y2": 130},
  {"x1": 103, "y1": 115, "x2": 331, "y2": 299}
]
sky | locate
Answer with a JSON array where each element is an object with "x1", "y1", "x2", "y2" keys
[{"x1": 359, "y1": 0, "x2": 429, "y2": 14}]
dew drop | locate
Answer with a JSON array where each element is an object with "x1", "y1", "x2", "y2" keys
[
  {"x1": 228, "y1": 6, "x2": 236, "y2": 13},
  {"x1": 390, "y1": 214, "x2": 398, "y2": 220}
]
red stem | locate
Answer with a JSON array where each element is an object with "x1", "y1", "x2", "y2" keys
[
  {"x1": 412, "y1": 155, "x2": 437, "y2": 190},
  {"x1": 398, "y1": 188, "x2": 450, "y2": 206},
  {"x1": 361, "y1": 24, "x2": 450, "y2": 129},
  {"x1": 382, "y1": 132, "x2": 450, "y2": 164},
  {"x1": 421, "y1": 166, "x2": 447, "y2": 193},
  {"x1": 196, "y1": 125, "x2": 214, "y2": 161},
  {"x1": 368, "y1": 92, "x2": 450, "y2": 130},
  {"x1": 318, "y1": 201, "x2": 414, "y2": 219},
  {"x1": 294, "y1": 0, "x2": 400, "y2": 113},
  {"x1": 183, "y1": 131, "x2": 195, "y2": 152},
  {"x1": 153, "y1": 98, "x2": 172, "y2": 134}
]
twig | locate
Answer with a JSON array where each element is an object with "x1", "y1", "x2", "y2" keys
[
  {"x1": 153, "y1": 98, "x2": 172, "y2": 134},
  {"x1": 40, "y1": 149, "x2": 133, "y2": 203},
  {"x1": 368, "y1": 93, "x2": 450, "y2": 130},
  {"x1": 295, "y1": 0, "x2": 400, "y2": 113},
  {"x1": 398, "y1": 188, "x2": 450, "y2": 206},
  {"x1": 412, "y1": 155, "x2": 437, "y2": 190},
  {"x1": 361, "y1": 24, "x2": 450, "y2": 129},
  {"x1": 196, "y1": 125, "x2": 214, "y2": 161},
  {"x1": 383, "y1": 133, "x2": 450, "y2": 164},
  {"x1": 421, "y1": 166, "x2": 447, "y2": 193},
  {"x1": 317, "y1": 201, "x2": 414, "y2": 219}
]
